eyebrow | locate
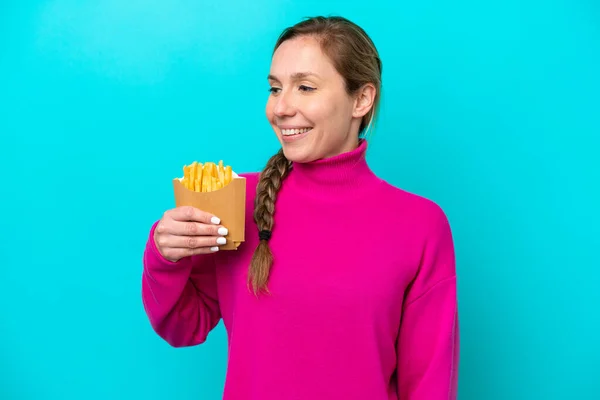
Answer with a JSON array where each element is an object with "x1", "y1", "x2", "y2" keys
[{"x1": 267, "y1": 72, "x2": 321, "y2": 82}]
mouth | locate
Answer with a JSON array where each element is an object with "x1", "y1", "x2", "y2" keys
[{"x1": 280, "y1": 127, "x2": 313, "y2": 137}]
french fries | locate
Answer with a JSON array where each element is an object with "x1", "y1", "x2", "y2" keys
[{"x1": 181, "y1": 160, "x2": 234, "y2": 192}]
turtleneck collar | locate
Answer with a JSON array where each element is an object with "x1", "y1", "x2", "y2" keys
[{"x1": 285, "y1": 139, "x2": 383, "y2": 198}]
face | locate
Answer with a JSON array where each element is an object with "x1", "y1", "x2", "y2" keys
[{"x1": 266, "y1": 36, "x2": 373, "y2": 163}]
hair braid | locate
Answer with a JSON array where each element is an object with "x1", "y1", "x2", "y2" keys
[{"x1": 248, "y1": 149, "x2": 292, "y2": 295}]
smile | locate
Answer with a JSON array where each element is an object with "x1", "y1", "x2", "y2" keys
[{"x1": 281, "y1": 127, "x2": 313, "y2": 136}]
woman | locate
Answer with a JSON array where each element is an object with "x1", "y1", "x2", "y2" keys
[{"x1": 142, "y1": 16, "x2": 459, "y2": 400}]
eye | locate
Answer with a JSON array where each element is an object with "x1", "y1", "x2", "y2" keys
[
  {"x1": 268, "y1": 87, "x2": 281, "y2": 95},
  {"x1": 299, "y1": 85, "x2": 316, "y2": 92}
]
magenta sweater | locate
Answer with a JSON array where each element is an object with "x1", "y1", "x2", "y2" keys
[{"x1": 142, "y1": 140, "x2": 459, "y2": 399}]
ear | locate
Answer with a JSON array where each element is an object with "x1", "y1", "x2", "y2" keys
[{"x1": 352, "y1": 83, "x2": 377, "y2": 119}]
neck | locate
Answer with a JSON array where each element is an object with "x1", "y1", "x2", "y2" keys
[{"x1": 285, "y1": 139, "x2": 382, "y2": 198}]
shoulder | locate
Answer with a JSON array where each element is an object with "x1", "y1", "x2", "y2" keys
[
  {"x1": 376, "y1": 179, "x2": 452, "y2": 236},
  {"x1": 237, "y1": 172, "x2": 260, "y2": 191}
]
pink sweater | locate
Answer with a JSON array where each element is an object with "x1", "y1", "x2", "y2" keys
[{"x1": 142, "y1": 140, "x2": 459, "y2": 399}]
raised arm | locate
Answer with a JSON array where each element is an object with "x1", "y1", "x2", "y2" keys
[{"x1": 142, "y1": 206, "x2": 228, "y2": 347}]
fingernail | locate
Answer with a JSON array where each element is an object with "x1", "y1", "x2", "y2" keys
[
  {"x1": 217, "y1": 237, "x2": 227, "y2": 245},
  {"x1": 211, "y1": 216, "x2": 221, "y2": 225},
  {"x1": 218, "y1": 227, "x2": 228, "y2": 236},
  {"x1": 210, "y1": 246, "x2": 219, "y2": 252}
]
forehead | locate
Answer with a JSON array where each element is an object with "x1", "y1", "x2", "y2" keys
[{"x1": 270, "y1": 36, "x2": 338, "y2": 79}]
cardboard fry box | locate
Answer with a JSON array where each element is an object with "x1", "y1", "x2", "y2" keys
[{"x1": 172, "y1": 174, "x2": 246, "y2": 250}]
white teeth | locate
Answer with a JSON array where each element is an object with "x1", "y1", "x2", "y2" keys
[{"x1": 281, "y1": 127, "x2": 312, "y2": 136}]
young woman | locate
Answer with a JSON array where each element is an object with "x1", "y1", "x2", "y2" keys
[{"x1": 142, "y1": 16, "x2": 459, "y2": 400}]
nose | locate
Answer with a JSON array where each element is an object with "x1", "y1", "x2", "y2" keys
[{"x1": 272, "y1": 90, "x2": 296, "y2": 118}]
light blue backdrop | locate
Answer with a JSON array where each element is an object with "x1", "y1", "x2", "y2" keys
[{"x1": 1, "y1": 1, "x2": 598, "y2": 399}]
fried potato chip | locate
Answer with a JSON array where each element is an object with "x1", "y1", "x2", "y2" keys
[{"x1": 181, "y1": 159, "x2": 236, "y2": 193}]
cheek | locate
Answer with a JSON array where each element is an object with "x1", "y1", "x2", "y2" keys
[
  {"x1": 265, "y1": 98, "x2": 275, "y2": 122},
  {"x1": 302, "y1": 98, "x2": 332, "y2": 125},
  {"x1": 310, "y1": 100, "x2": 354, "y2": 143}
]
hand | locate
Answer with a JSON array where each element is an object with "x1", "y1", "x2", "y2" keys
[{"x1": 154, "y1": 206, "x2": 228, "y2": 262}]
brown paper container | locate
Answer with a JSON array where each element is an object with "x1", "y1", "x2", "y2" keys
[{"x1": 172, "y1": 176, "x2": 246, "y2": 250}]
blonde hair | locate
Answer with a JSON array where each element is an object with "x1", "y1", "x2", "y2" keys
[{"x1": 248, "y1": 16, "x2": 383, "y2": 296}]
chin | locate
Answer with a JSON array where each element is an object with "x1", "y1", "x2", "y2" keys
[{"x1": 280, "y1": 144, "x2": 316, "y2": 164}]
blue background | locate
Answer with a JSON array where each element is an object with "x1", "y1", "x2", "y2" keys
[{"x1": 1, "y1": 1, "x2": 598, "y2": 399}]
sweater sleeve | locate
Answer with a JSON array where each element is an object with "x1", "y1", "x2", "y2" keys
[
  {"x1": 141, "y1": 221, "x2": 221, "y2": 348},
  {"x1": 397, "y1": 208, "x2": 460, "y2": 399}
]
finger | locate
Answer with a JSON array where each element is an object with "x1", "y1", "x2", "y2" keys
[
  {"x1": 162, "y1": 246, "x2": 221, "y2": 261},
  {"x1": 158, "y1": 234, "x2": 227, "y2": 249},
  {"x1": 161, "y1": 220, "x2": 228, "y2": 237},
  {"x1": 170, "y1": 206, "x2": 221, "y2": 225}
]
